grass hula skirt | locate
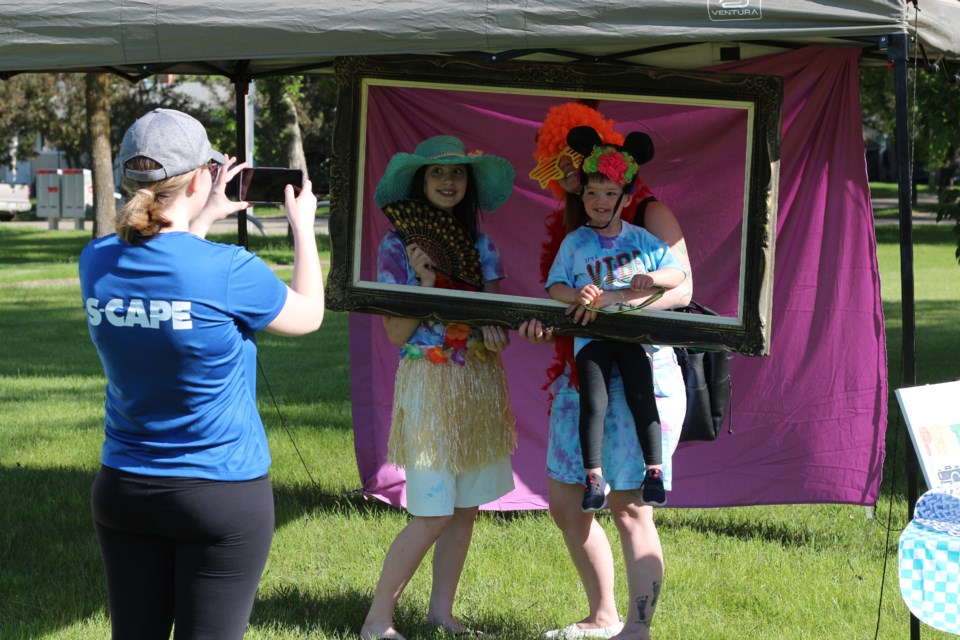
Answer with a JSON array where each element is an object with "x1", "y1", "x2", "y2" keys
[{"x1": 389, "y1": 349, "x2": 516, "y2": 474}]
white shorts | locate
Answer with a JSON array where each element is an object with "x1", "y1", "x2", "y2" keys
[{"x1": 404, "y1": 457, "x2": 514, "y2": 516}]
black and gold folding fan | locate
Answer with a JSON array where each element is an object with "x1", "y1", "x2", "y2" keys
[{"x1": 382, "y1": 200, "x2": 483, "y2": 288}]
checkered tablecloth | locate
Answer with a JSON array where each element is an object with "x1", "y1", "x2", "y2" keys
[{"x1": 899, "y1": 488, "x2": 960, "y2": 635}]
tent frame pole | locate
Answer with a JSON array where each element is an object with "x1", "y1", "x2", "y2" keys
[
  {"x1": 235, "y1": 70, "x2": 251, "y2": 249},
  {"x1": 887, "y1": 31, "x2": 921, "y2": 640}
]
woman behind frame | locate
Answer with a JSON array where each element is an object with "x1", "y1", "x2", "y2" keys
[{"x1": 522, "y1": 102, "x2": 692, "y2": 640}]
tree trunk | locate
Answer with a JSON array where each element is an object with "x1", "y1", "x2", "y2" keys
[
  {"x1": 282, "y1": 92, "x2": 308, "y2": 245},
  {"x1": 9, "y1": 133, "x2": 18, "y2": 183},
  {"x1": 86, "y1": 73, "x2": 115, "y2": 238},
  {"x1": 283, "y1": 93, "x2": 309, "y2": 180}
]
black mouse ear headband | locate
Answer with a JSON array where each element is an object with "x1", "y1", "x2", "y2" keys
[
  {"x1": 622, "y1": 131, "x2": 655, "y2": 167},
  {"x1": 566, "y1": 126, "x2": 655, "y2": 194},
  {"x1": 566, "y1": 126, "x2": 604, "y2": 157}
]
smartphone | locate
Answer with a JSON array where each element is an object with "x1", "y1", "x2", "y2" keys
[{"x1": 228, "y1": 167, "x2": 303, "y2": 204}]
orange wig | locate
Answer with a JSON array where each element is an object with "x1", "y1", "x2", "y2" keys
[{"x1": 533, "y1": 102, "x2": 624, "y2": 200}]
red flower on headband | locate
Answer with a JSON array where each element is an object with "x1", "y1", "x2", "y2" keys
[
  {"x1": 582, "y1": 146, "x2": 638, "y2": 185},
  {"x1": 598, "y1": 153, "x2": 628, "y2": 183}
]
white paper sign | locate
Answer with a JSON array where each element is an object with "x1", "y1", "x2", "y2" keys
[{"x1": 896, "y1": 380, "x2": 960, "y2": 491}]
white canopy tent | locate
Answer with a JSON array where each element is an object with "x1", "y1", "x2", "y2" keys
[{"x1": 0, "y1": 1, "x2": 958, "y2": 78}]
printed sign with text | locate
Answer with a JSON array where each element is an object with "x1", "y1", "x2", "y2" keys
[{"x1": 896, "y1": 380, "x2": 960, "y2": 490}]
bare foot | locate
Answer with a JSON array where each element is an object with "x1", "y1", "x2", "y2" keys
[
  {"x1": 427, "y1": 616, "x2": 484, "y2": 636},
  {"x1": 359, "y1": 621, "x2": 406, "y2": 640}
]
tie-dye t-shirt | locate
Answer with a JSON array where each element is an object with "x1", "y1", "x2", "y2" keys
[
  {"x1": 545, "y1": 220, "x2": 681, "y2": 354},
  {"x1": 376, "y1": 230, "x2": 505, "y2": 354}
]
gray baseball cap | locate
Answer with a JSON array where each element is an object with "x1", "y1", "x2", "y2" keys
[{"x1": 119, "y1": 108, "x2": 226, "y2": 181}]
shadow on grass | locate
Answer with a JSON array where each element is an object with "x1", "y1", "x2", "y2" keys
[
  {"x1": 273, "y1": 481, "x2": 397, "y2": 522},
  {"x1": 251, "y1": 582, "x2": 535, "y2": 639},
  {"x1": 0, "y1": 464, "x2": 402, "y2": 637},
  {"x1": 0, "y1": 465, "x2": 105, "y2": 638},
  {"x1": 874, "y1": 224, "x2": 957, "y2": 246},
  {"x1": 0, "y1": 298, "x2": 102, "y2": 379},
  {"x1": 487, "y1": 501, "x2": 856, "y2": 551},
  {"x1": 656, "y1": 510, "x2": 828, "y2": 548},
  {"x1": 881, "y1": 296, "x2": 960, "y2": 503},
  {"x1": 0, "y1": 463, "x2": 527, "y2": 639},
  {"x1": 0, "y1": 228, "x2": 89, "y2": 265},
  {"x1": 250, "y1": 586, "x2": 368, "y2": 638}
]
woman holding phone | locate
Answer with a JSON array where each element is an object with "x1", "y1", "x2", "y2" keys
[{"x1": 80, "y1": 108, "x2": 325, "y2": 639}]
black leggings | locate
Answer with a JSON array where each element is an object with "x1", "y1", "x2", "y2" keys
[
  {"x1": 91, "y1": 465, "x2": 274, "y2": 640},
  {"x1": 576, "y1": 340, "x2": 662, "y2": 470}
]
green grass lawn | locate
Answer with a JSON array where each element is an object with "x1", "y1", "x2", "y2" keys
[
  {"x1": 1, "y1": 221, "x2": 958, "y2": 639},
  {"x1": 870, "y1": 181, "x2": 940, "y2": 219}
]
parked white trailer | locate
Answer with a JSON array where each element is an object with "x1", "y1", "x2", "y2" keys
[{"x1": 0, "y1": 183, "x2": 31, "y2": 221}]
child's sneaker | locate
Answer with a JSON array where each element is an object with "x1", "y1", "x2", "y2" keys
[
  {"x1": 582, "y1": 472, "x2": 610, "y2": 512},
  {"x1": 641, "y1": 468, "x2": 667, "y2": 507}
]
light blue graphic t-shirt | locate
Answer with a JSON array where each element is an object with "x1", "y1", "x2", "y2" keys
[{"x1": 546, "y1": 220, "x2": 681, "y2": 354}]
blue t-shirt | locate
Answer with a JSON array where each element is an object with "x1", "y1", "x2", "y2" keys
[
  {"x1": 79, "y1": 232, "x2": 288, "y2": 480},
  {"x1": 545, "y1": 220, "x2": 681, "y2": 354}
]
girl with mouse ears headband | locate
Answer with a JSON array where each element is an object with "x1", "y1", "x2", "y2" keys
[
  {"x1": 546, "y1": 123, "x2": 686, "y2": 513},
  {"x1": 566, "y1": 125, "x2": 655, "y2": 230}
]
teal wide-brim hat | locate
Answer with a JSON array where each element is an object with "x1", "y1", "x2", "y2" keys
[{"x1": 374, "y1": 135, "x2": 515, "y2": 211}]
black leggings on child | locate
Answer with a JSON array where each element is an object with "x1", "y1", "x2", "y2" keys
[
  {"x1": 91, "y1": 465, "x2": 274, "y2": 640},
  {"x1": 576, "y1": 340, "x2": 662, "y2": 470}
]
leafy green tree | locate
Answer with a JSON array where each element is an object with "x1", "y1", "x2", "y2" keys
[
  {"x1": 0, "y1": 74, "x2": 58, "y2": 174},
  {"x1": 183, "y1": 74, "x2": 336, "y2": 197},
  {"x1": 34, "y1": 74, "x2": 89, "y2": 168},
  {"x1": 105, "y1": 76, "x2": 217, "y2": 164},
  {"x1": 1, "y1": 73, "x2": 205, "y2": 174},
  {"x1": 296, "y1": 75, "x2": 338, "y2": 197},
  {"x1": 862, "y1": 63, "x2": 960, "y2": 263},
  {"x1": 937, "y1": 189, "x2": 960, "y2": 263},
  {"x1": 861, "y1": 64, "x2": 960, "y2": 189},
  {"x1": 915, "y1": 63, "x2": 960, "y2": 193},
  {"x1": 255, "y1": 76, "x2": 307, "y2": 172},
  {"x1": 249, "y1": 75, "x2": 337, "y2": 196}
]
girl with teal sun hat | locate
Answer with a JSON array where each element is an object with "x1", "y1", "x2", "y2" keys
[
  {"x1": 374, "y1": 134, "x2": 514, "y2": 212},
  {"x1": 361, "y1": 135, "x2": 516, "y2": 640}
]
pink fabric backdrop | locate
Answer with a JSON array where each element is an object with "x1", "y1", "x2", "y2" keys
[{"x1": 348, "y1": 46, "x2": 887, "y2": 508}]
